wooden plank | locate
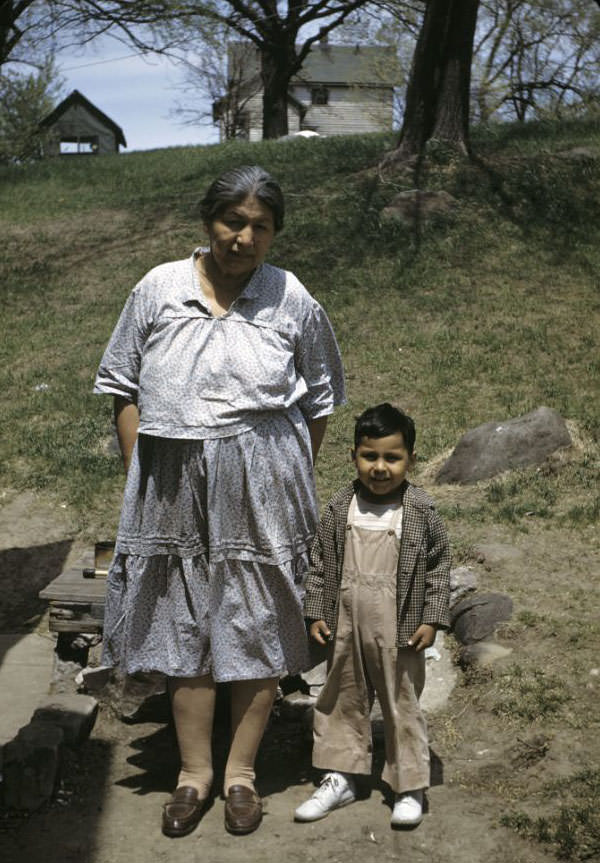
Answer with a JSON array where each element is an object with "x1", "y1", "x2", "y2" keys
[
  {"x1": 48, "y1": 618, "x2": 104, "y2": 634},
  {"x1": 39, "y1": 551, "x2": 108, "y2": 603},
  {"x1": 40, "y1": 576, "x2": 107, "y2": 603}
]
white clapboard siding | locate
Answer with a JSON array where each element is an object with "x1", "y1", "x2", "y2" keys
[
  {"x1": 220, "y1": 43, "x2": 398, "y2": 142},
  {"x1": 244, "y1": 91, "x2": 392, "y2": 141}
]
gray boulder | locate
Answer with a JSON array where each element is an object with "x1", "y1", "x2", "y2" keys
[
  {"x1": 436, "y1": 406, "x2": 571, "y2": 484},
  {"x1": 451, "y1": 592, "x2": 513, "y2": 644},
  {"x1": 381, "y1": 189, "x2": 457, "y2": 225}
]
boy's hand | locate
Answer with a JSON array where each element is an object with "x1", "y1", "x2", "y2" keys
[
  {"x1": 408, "y1": 624, "x2": 436, "y2": 652},
  {"x1": 310, "y1": 620, "x2": 331, "y2": 645}
]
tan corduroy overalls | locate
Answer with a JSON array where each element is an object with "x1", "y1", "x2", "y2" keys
[{"x1": 312, "y1": 496, "x2": 430, "y2": 794}]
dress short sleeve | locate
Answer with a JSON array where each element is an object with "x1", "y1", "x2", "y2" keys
[
  {"x1": 295, "y1": 300, "x2": 346, "y2": 420},
  {"x1": 94, "y1": 283, "x2": 152, "y2": 403}
]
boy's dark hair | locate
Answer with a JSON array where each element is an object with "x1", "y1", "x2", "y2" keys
[{"x1": 354, "y1": 403, "x2": 416, "y2": 454}]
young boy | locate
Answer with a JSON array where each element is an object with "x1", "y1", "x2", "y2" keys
[{"x1": 295, "y1": 403, "x2": 450, "y2": 828}]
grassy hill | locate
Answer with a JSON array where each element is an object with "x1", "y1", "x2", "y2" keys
[
  {"x1": 1, "y1": 122, "x2": 598, "y2": 531},
  {"x1": 1, "y1": 120, "x2": 599, "y2": 859}
]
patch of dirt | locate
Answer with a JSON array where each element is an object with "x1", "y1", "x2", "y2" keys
[{"x1": 1, "y1": 487, "x2": 598, "y2": 863}]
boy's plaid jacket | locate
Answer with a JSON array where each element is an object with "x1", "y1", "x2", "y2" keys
[{"x1": 304, "y1": 479, "x2": 451, "y2": 646}]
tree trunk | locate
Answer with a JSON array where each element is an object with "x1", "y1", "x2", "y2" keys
[
  {"x1": 386, "y1": 0, "x2": 480, "y2": 163},
  {"x1": 261, "y1": 40, "x2": 298, "y2": 139},
  {"x1": 0, "y1": 0, "x2": 17, "y2": 67},
  {"x1": 432, "y1": 0, "x2": 479, "y2": 149}
]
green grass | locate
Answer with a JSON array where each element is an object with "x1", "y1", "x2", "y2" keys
[
  {"x1": 1, "y1": 119, "x2": 599, "y2": 535},
  {"x1": 491, "y1": 664, "x2": 571, "y2": 722},
  {"x1": 501, "y1": 769, "x2": 600, "y2": 861},
  {"x1": 1, "y1": 117, "x2": 600, "y2": 858}
]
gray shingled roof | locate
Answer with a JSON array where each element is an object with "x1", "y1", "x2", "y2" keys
[
  {"x1": 295, "y1": 44, "x2": 398, "y2": 86},
  {"x1": 228, "y1": 42, "x2": 399, "y2": 88}
]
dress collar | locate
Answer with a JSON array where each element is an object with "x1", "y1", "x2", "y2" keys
[{"x1": 182, "y1": 247, "x2": 263, "y2": 308}]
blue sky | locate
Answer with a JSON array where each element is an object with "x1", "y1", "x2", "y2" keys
[{"x1": 57, "y1": 37, "x2": 219, "y2": 151}]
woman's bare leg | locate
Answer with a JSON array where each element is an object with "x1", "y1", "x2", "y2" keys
[
  {"x1": 224, "y1": 677, "x2": 279, "y2": 792},
  {"x1": 169, "y1": 674, "x2": 216, "y2": 797}
]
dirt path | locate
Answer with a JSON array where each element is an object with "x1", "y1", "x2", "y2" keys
[
  {"x1": 1, "y1": 488, "x2": 597, "y2": 863},
  {"x1": 2, "y1": 702, "x2": 552, "y2": 863}
]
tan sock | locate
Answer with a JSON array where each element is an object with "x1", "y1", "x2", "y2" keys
[
  {"x1": 169, "y1": 674, "x2": 216, "y2": 797},
  {"x1": 224, "y1": 677, "x2": 278, "y2": 794}
]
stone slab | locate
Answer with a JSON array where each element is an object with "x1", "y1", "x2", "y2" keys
[
  {"x1": 32, "y1": 694, "x2": 99, "y2": 745},
  {"x1": 0, "y1": 632, "x2": 54, "y2": 747}
]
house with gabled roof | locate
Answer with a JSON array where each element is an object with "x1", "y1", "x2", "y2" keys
[
  {"x1": 40, "y1": 90, "x2": 127, "y2": 155},
  {"x1": 214, "y1": 42, "x2": 398, "y2": 142}
]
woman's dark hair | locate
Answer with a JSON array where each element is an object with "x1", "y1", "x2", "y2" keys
[
  {"x1": 199, "y1": 165, "x2": 285, "y2": 231},
  {"x1": 354, "y1": 403, "x2": 416, "y2": 454}
]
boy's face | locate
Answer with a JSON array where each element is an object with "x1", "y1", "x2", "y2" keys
[{"x1": 352, "y1": 433, "x2": 414, "y2": 501}]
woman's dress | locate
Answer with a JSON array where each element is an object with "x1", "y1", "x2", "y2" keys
[{"x1": 94, "y1": 250, "x2": 345, "y2": 681}]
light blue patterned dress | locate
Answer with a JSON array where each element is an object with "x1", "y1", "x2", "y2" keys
[{"x1": 94, "y1": 250, "x2": 345, "y2": 681}]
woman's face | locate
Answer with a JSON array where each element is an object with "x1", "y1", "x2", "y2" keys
[{"x1": 205, "y1": 194, "x2": 276, "y2": 282}]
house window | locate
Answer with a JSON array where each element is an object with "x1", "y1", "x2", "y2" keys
[
  {"x1": 233, "y1": 112, "x2": 250, "y2": 139},
  {"x1": 311, "y1": 86, "x2": 329, "y2": 106},
  {"x1": 59, "y1": 136, "x2": 99, "y2": 155}
]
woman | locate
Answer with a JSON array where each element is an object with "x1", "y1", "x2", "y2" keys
[{"x1": 94, "y1": 165, "x2": 345, "y2": 837}]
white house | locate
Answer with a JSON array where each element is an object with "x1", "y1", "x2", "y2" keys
[{"x1": 214, "y1": 42, "x2": 398, "y2": 141}]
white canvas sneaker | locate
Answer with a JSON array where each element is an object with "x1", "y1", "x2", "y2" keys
[
  {"x1": 390, "y1": 790, "x2": 424, "y2": 827},
  {"x1": 294, "y1": 772, "x2": 356, "y2": 822}
]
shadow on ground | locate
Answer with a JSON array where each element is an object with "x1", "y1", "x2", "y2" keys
[{"x1": 0, "y1": 540, "x2": 71, "y2": 654}]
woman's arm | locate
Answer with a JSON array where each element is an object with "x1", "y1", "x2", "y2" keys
[
  {"x1": 114, "y1": 396, "x2": 139, "y2": 473},
  {"x1": 308, "y1": 415, "x2": 328, "y2": 464}
]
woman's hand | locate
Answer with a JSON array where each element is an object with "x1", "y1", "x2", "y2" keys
[
  {"x1": 407, "y1": 624, "x2": 436, "y2": 652},
  {"x1": 309, "y1": 620, "x2": 331, "y2": 645}
]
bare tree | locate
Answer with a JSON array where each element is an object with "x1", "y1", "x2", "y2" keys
[
  {"x1": 170, "y1": 0, "x2": 379, "y2": 139},
  {"x1": 383, "y1": 0, "x2": 599, "y2": 165},
  {"x1": 473, "y1": 0, "x2": 600, "y2": 123},
  {"x1": 1, "y1": 1, "x2": 56, "y2": 68},
  {"x1": 171, "y1": 35, "x2": 260, "y2": 140}
]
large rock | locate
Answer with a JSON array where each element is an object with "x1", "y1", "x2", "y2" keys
[
  {"x1": 450, "y1": 592, "x2": 513, "y2": 644},
  {"x1": 381, "y1": 189, "x2": 458, "y2": 225},
  {"x1": 436, "y1": 406, "x2": 571, "y2": 484},
  {"x1": 2, "y1": 721, "x2": 64, "y2": 811}
]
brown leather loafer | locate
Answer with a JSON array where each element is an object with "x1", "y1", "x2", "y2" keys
[
  {"x1": 224, "y1": 785, "x2": 263, "y2": 835},
  {"x1": 162, "y1": 786, "x2": 206, "y2": 838}
]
